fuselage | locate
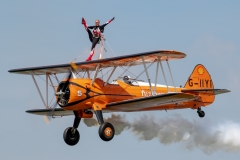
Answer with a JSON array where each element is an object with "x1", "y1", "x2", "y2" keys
[{"x1": 57, "y1": 78, "x2": 207, "y2": 112}]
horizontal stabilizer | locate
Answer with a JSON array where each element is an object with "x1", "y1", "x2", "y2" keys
[{"x1": 181, "y1": 89, "x2": 230, "y2": 95}]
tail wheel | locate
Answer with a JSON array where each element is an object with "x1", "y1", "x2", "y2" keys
[
  {"x1": 98, "y1": 122, "x2": 115, "y2": 141},
  {"x1": 197, "y1": 110, "x2": 205, "y2": 118},
  {"x1": 63, "y1": 127, "x2": 80, "y2": 146}
]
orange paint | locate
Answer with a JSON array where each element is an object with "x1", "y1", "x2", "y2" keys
[{"x1": 58, "y1": 64, "x2": 218, "y2": 113}]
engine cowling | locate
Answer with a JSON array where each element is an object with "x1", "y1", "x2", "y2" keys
[{"x1": 56, "y1": 82, "x2": 70, "y2": 107}]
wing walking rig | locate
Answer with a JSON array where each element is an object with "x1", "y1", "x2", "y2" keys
[{"x1": 8, "y1": 50, "x2": 230, "y2": 145}]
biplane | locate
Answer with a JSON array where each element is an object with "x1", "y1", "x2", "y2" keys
[{"x1": 8, "y1": 50, "x2": 230, "y2": 146}]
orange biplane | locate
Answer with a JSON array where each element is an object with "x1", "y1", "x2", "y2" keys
[{"x1": 8, "y1": 50, "x2": 230, "y2": 146}]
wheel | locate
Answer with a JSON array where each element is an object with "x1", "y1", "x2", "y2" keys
[
  {"x1": 63, "y1": 127, "x2": 80, "y2": 146},
  {"x1": 197, "y1": 110, "x2": 205, "y2": 118},
  {"x1": 98, "y1": 122, "x2": 115, "y2": 141}
]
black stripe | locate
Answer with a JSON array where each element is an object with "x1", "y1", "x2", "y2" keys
[
  {"x1": 65, "y1": 94, "x2": 132, "y2": 107},
  {"x1": 63, "y1": 82, "x2": 132, "y2": 107}
]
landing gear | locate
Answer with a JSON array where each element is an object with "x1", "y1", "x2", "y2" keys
[
  {"x1": 95, "y1": 110, "x2": 115, "y2": 141},
  {"x1": 99, "y1": 122, "x2": 115, "y2": 141},
  {"x1": 197, "y1": 107, "x2": 205, "y2": 118},
  {"x1": 63, "y1": 109, "x2": 115, "y2": 145},
  {"x1": 63, "y1": 127, "x2": 80, "y2": 146},
  {"x1": 63, "y1": 111, "x2": 81, "y2": 146}
]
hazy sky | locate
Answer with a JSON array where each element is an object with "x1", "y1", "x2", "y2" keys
[{"x1": 1, "y1": 1, "x2": 240, "y2": 160}]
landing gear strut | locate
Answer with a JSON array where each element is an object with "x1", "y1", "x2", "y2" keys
[
  {"x1": 63, "y1": 111, "x2": 81, "y2": 146},
  {"x1": 197, "y1": 107, "x2": 205, "y2": 118},
  {"x1": 95, "y1": 110, "x2": 115, "y2": 141}
]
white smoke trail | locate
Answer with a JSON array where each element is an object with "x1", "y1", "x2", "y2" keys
[{"x1": 83, "y1": 114, "x2": 240, "y2": 154}]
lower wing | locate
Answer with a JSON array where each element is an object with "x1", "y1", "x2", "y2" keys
[{"x1": 26, "y1": 93, "x2": 196, "y2": 116}]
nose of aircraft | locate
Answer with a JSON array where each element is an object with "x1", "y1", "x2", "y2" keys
[{"x1": 56, "y1": 82, "x2": 70, "y2": 107}]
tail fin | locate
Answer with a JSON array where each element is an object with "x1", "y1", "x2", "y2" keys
[
  {"x1": 184, "y1": 64, "x2": 214, "y2": 107},
  {"x1": 184, "y1": 64, "x2": 214, "y2": 89}
]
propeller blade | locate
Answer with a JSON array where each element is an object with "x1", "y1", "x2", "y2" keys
[
  {"x1": 62, "y1": 70, "x2": 72, "y2": 91},
  {"x1": 44, "y1": 63, "x2": 77, "y2": 124},
  {"x1": 70, "y1": 62, "x2": 78, "y2": 71},
  {"x1": 43, "y1": 101, "x2": 58, "y2": 124},
  {"x1": 44, "y1": 115, "x2": 50, "y2": 124}
]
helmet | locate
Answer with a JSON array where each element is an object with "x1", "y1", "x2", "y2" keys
[{"x1": 123, "y1": 75, "x2": 130, "y2": 81}]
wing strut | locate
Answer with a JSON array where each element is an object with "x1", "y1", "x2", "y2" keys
[
  {"x1": 135, "y1": 62, "x2": 154, "y2": 79},
  {"x1": 31, "y1": 72, "x2": 48, "y2": 108},
  {"x1": 54, "y1": 74, "x2": 60, "y2": 84},
  {"x1": 46, "y1": 73, "x2": 48, "y2": 107},
  {"x1": 158, "y1": 55, "x2": 169, "y2": 92},
  {"x1": 91, "y1": 64, "x2": 101, "y2": 85},
  {"x1": 119, "y1": 66, "x2": 131, "y2": 78},
  {"x1": 166, "y1": 59, "x2": 176, "y2": 92},
  {"x1": 86, "y1": 69, "x2": 90, "y2": 79},
  {"x1": 104, "y1": 66, "x2": 117, "y2": 86},
  {"x1": 154, "y1": 56, "x2": 160, "y2": 95},
  {"x1": 142, "y1": 56, "x2": 153, "y2": 95},
  {"x1": 48, "y1": 75, "x2": 56, "y2": 92}
]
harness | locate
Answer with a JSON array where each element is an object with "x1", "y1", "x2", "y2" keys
[{"x1": 92, "y1": 26, "x2": 104, "y2": 38}]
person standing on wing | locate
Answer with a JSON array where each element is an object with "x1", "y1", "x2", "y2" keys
[{"x1": 82, "y1": 17, "x2": 115, "y2": 61}]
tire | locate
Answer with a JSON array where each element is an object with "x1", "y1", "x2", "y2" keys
[
  {"x1": 197, "y1": 110, "x2": 205, "y2": 118},
  {"x1": 63, "y1": 127, "x2": 80, "y2": 146},
  {"x1": 98, "y1": 122, "x2": 115, "y2": 141}
]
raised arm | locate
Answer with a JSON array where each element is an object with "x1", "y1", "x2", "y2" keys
[
  {"x1": 87, "y1": 26, "x2": 95, "y2": 29},
  {"x1": 100, "y1": 17, "x2": 115, "y2": 29}
]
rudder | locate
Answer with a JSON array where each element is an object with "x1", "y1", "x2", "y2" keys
[
  {"x1": 184, "y1": 64, "x2": 214, "y2": 89},
  {"x1": 184, "y1": 64, "x2": 215, "y2": 107}
]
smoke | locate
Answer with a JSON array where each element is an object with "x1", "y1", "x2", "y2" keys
[
  {"x1": 83, "y1": 114, "x2": 240, "y2": 154},
  {"x1": 83, "y1": 114, "x2": 130, "y2": 135}
]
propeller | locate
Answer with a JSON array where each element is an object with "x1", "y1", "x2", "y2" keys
[{"x1": 44, "y1": 62, "x2": 77, "y2": 124}]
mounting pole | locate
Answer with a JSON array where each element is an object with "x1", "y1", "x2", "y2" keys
[{"x1": 98, "y1": 35, "x2": 105, "y2": 59}]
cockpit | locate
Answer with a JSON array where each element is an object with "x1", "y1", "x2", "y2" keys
[{"x1": 123, "y1": 75, "x2": 132, "y2": 85}]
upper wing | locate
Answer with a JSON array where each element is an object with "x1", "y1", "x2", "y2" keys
[
  {"x1": 8, "y1": 50, "x2": 185, "y2": 75},
  {"x1": 105, "y1": 93, "x2": 195, "y2": 112}
]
